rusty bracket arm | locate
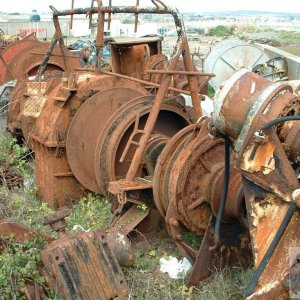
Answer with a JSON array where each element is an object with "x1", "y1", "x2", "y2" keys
[
  {"x1": 36, "y1": 6, "x2": 71, "y2": 79},
  {"x1": 125, "y1": 37, "x2": 183, "y2": 181},
  {"x1": 35, "y1": 34, "x2": 59, "y2": 80}
]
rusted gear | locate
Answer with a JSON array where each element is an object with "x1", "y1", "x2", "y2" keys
[
  {"x1": 153, "y1": 124, "x2": 196, "y2": 217},
  {"x1": 153, "y1": 119, "x2": 245, "y2": 260},
  {"x1": 95, "y1": 95, "x2": 192, "y2": 194},
  {"x1": 0, "y1": 39, "x2": 82, "y2": 85},
  {"x1": 66, "y1": 87, "x2": 148, "y2": 193}
]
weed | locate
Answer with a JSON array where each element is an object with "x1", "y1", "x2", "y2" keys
[
  {"x1": 208, "y1": 26, "x2": 233, "y2": 37},
  {"x1": 280, "y1": 31, "x2": 300, "y2": 42},
  {"x1": 66, "y1": 193, "x2": 112, "y2": 231},
  {"x1": 0, "y1": 235, "x2": 47, "y2": 299},
  {"x1": 0, "y1": 135, "x2": 32, "y2": 178}
]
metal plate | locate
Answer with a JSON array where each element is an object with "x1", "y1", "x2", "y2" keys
[{"x1": 66, "y1": 87, "x2": 146, "y2": 192}]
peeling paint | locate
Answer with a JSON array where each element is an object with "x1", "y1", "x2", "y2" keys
[
  {"x1": 23, "y1": 95, "x2": 48, "y2": 117},
  {"x1": 241, "y1": 142, "x2": 275, "y2": 174},
  {"x1": 250, "y1": 82, "x2": 256, "y2": 94}
]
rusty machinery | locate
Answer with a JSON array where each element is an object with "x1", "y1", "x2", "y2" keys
[
  {"x1": 197, "y1": 69, "x2": 300, "y2": 299},
  {"x1": 2, "y1": 1, "x2": 300, "y2": 299},
  {"x1": 0, "y1": 38, "x2": 81, "y2": 86},
  {"x1": 6, "y1": 0, "x2": 213, "y2": 210}
]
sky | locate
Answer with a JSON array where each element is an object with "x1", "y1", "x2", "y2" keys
[{"x1": 0, "y1": 0, "x2": 299, "y2": 14}]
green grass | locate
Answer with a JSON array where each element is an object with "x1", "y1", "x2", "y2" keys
[
  {"x1": 207, "y1": 26, "x2": 233, "y2": 37},
  {"x1": 279, "y1": 31, "x2": 300, "y2": 42}
]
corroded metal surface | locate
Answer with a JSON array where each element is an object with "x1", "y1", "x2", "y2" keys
[
  {"x1": 30, "y1": 74, "x2": 149, "y2": 208},
  {"x1": 211, "y1": 69, "x2": 300, "y2": 299},
  {"x1": 66, "y1": 87, "x2": 148, "y2": 193},
  {"x1": 42, "y1": 230, "x2": 128, "y2": 300},
  {"x1": 95, "y1": 95, "x2": 192, "y2": 194},
  {"x1": 0, "y1": 39, "x2": 81, "y2": 86},
  {"x1": 153, "y1": 119, "x2": 248, "y2": 263},
  {"x1": 41, "y1": 209, "x2": 130, "y2": 299}
]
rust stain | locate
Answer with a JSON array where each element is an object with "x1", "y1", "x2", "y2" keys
[{"x1": 23, "y1": 95, "x2": 48, "y2": 117}]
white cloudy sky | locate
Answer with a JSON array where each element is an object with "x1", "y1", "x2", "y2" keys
[{"x1": 1, "y1": 0, "x2": 299, "y2": 13}]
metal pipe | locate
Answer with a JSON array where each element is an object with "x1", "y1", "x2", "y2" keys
[
  {"x1": 134, "y1": 0, "x2": 140, "y2": 33},
  {"x1": 107, "y1": 0, "x2": 112, "y2": 30},
  {"x1": 182, "y1": 37, "x2": 202, "y2": 118},
  {"x1": 147, "y1": 70, "x2": 215, "y2": 76},
  {"x1": 97, "y1": 70, "x2": 204, "y2": 97},
  {"x1": 53, "y1": 7, "x2": 172, "y2": 16},
  {"x1": 70, "y1": 0, "x2": 74, "y2": 29},
  {"x1": 125, "y1": 38, "x2": 183, "y2": 181},
  {"x1": 95, "y1": 0, "x2": 105, "y2": 70}
]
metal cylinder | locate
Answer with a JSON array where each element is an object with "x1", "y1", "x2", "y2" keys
[{"x1": 204, "y1": 39, "x2": 269, "y2": 91}]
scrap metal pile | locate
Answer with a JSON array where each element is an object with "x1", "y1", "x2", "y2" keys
[{"x1": 1, "y1": 0, "x2": 300, "y2": 299}]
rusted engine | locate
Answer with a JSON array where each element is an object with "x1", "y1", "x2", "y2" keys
[
  {"x1": 41, "y1": 209, "x2": 131, "y2": 300},
  {"x1": 0, "y1": 211, "x2": 132, "y2": 300}
]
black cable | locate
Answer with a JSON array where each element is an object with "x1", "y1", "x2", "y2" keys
[
  {"x1": 260, "y1": 116, "x2": 300, "y2": 133},
  {"x1": 214, "y1": 134, "x2": 231, "y2": 244},
  {"x1": 246, "y1": 201, "x2": 296, "y2": 297}
]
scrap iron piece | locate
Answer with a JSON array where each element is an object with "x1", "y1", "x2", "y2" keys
[{"x1": 41, "y1": 209, "x2": 130, "y2": 300}]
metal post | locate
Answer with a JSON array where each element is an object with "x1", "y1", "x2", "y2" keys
[
  {"x1": 95, "y1": 0, "x2": 105, "y2": 70},
  {"x1": 134, "y1": 0, "x2": 140, "y2": 33},
  {"x1": 70, "y1": 0, "x2": 74, "y2": 29},
  {"x1": 182, "y1": 37, "x2": 202, "y2": 118},
  {"x1": 107, "y1": 0, "x2": 112, "y2": 30}
]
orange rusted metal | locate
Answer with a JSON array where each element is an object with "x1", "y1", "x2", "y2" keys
[
  {"x1": 7, "y1": 0, "x2": 206, "y2": 211},
  {"x1": 0, "y1": 39, "x2": 81, "y2": 86},
  {"x1": 153, "y1": 118, "x2": 250, "y2": 266},
  {"x1": 28, "y1": 74, "x2": 149, "y2": 208},
  {"x1": 212, "y1": 69, "x2": 300, "y2": 299},
  {"x1": 41, "y1": 209, "x2": 129, "y2": 300}
]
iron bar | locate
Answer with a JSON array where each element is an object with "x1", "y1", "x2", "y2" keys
[
  {"x1": 147, "y1": 70, "x2": 215, "y2": 76},
  {"x1": 97, "y1": 70, "x2": 204, "y2": 97},
  {"x1": 182, "y1": 37, "x2": 202, "y2": 118},
  {"x1": 95, "y1": 0, "x2": 105, "y2": 70}
]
